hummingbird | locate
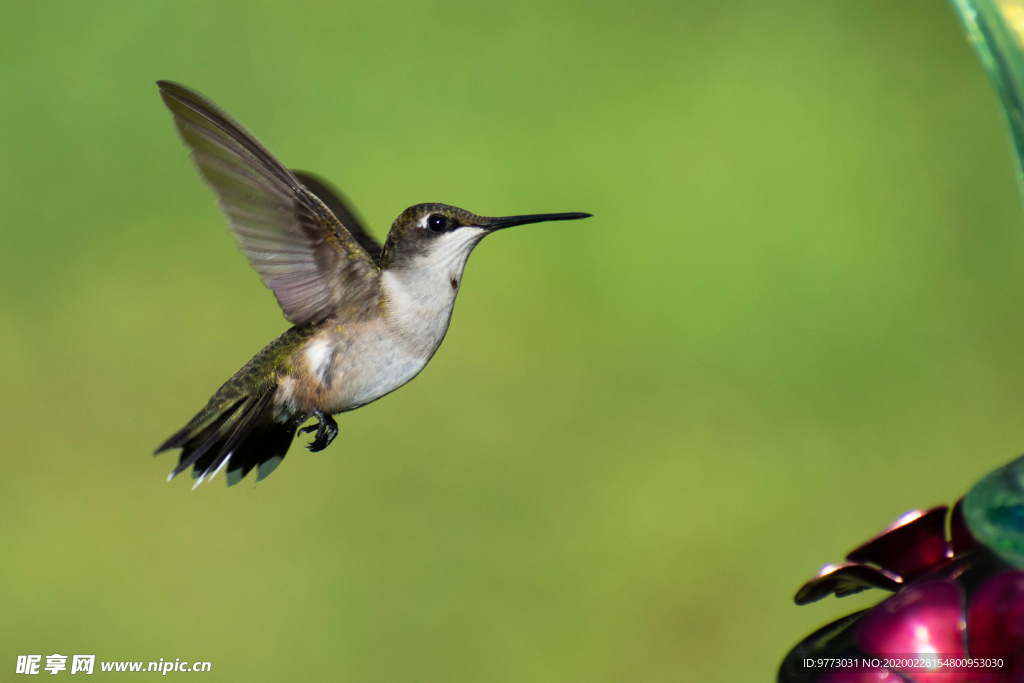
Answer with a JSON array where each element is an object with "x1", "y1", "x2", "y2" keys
[{"x1": 153, "y1": 81, "x2": 591, "y2": 487}]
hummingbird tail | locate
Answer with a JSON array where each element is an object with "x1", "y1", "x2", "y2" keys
[{"x1": 155, "y1": 387, "x2": 297, "y2": 487}]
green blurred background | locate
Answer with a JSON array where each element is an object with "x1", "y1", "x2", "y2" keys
[{"x1": 1, "y1": 0, "x2": 1022, "y2": 680}]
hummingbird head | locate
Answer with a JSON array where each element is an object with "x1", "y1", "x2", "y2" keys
[
  {"x1": 378, "y1": 203, "x2": 590, "y2": 347},
  {"x1": 379, "y1": 203, "x2": 591, "y2": 272}
]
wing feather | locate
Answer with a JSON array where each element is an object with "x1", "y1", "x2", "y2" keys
[
  {"x1": 157, "y1": 80, "x2": 378, "y2": 325},
  {"x1": 292, "y1": 171, "x2": 383, "y2": 265}
]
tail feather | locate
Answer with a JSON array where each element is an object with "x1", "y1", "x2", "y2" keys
[
  {"x1": 225, "y1": 421, "x2": 297, "y2": 485},
  {"x1": 171, "y1": 399, "x2": 249, "y2": 480},
  {"x1": 192, "y1": 390, "x2": 276, "y2": 486},
  {"x1": 155, "y1": 397, "x2": 245, "y2": 454},
  {"x1": 157, "y1": 386, "x2": 298, "y2": 487}
]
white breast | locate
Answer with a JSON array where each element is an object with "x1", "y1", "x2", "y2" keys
[
  {"x1": 341, "y1": 324, "x2": 431, "y2": 409},
  {"x1": 313, "y1": 227, "x2": 487, "y2": 413}
]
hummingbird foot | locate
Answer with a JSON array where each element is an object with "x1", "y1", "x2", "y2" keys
[{"x1": 299, "y1": 410, "x2": 338, "y2": 452}]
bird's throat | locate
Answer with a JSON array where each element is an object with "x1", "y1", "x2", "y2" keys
[{"x1": 380, "y1": 266, "x2": 462, "y2": 357}]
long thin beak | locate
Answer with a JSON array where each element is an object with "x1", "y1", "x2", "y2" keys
[{"x1": 483, "y1": 212, "x2": 592, "y2": 231}]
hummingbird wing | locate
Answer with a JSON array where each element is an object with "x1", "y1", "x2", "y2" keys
[
  {"x1": 291, "y1": 171, "x2": 383, "y2": 265},
  {"x1": 157, "y1": 81, "x2": 379, "y2": 326}
]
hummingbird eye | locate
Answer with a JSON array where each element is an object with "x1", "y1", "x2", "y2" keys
[{"x1": 426, "y1": 214, "x2": 448, "y2": 233}]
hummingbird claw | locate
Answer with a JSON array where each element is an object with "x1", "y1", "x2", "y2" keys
[{"x1": 303, "y1": 410, "x2": 338, "y2": 452}]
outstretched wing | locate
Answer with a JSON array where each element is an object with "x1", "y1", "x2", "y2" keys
[
  {"x1": 292, "y1": 171, "x2": 383, "y2": 265},
  {"x1": 157, "y1": 80, "x2": 378, "y2": 325}
]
